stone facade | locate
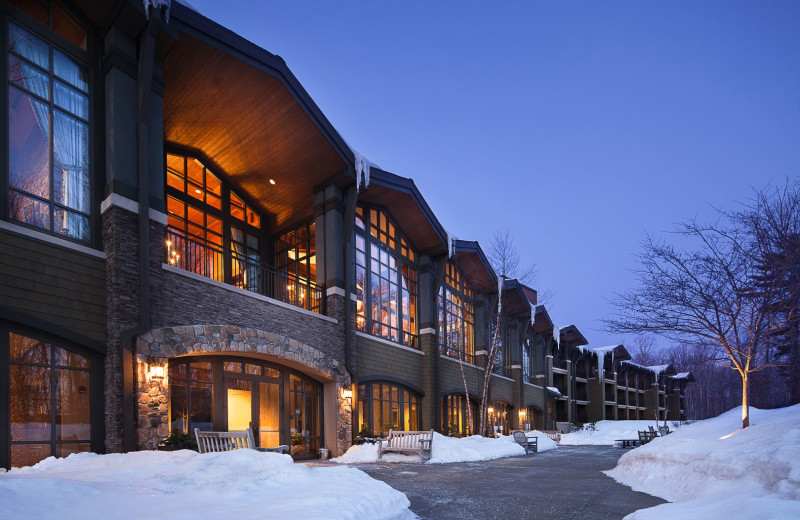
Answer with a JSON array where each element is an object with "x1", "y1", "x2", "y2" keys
[{"x1": 135, "y1": 324, "x2": 351, "y2": 454}]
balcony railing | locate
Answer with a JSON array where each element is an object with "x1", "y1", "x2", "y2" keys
[{"x1": 165, "y1": 229, "x2": 323, "y2": 314}]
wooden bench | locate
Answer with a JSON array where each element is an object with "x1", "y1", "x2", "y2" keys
[
  {"x1": 194, "y1": 428, "x2": 289, "y2": 454},
  {"x1": 378, "y1": 429, "x2": 434, "y2": 462},
  {"x1": 638, "y1": 430, "x2": 658, "y2": 445},
  {"x1": 512, "y1": 430, "x2": 538, "y2": 453}
]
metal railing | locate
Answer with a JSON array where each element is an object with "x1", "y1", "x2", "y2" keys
[{"x1": 165, "y1": 229, "x2": 324, "y2": 314}]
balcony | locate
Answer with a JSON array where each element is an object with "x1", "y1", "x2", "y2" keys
[{"x1": 165, "y1": 229, "x2": 324, "y2": 314}]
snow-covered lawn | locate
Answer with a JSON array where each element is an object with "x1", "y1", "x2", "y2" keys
[
  {"x1": 0, "y1": 449, "x2": 414, "y2": 520},
  {"x1": 334, "y1": 431, "x2": 557, "y2": 464},
  {"x1": 606, "y1": 404, "x2": 800, "y2": 520},
  {"x1": 560, "y1": 420, "x2": 671, "y2": 446}
]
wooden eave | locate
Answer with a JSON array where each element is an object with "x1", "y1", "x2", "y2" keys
[
  {"x1": 502, "y1": 279, "x2": 530, "y2": 318},
  {"x1": 357, "y1": 169, "x2": 447, "y2": 255},
  {"x1": 559, "y1": 324, "x2": 588, "y2": 347},
  {"x1": 451, "y1": 240, "x2": 497, "y2": 295},
  {"x1": 161, "y1": 3, "x2": 354, "y2": 230}
]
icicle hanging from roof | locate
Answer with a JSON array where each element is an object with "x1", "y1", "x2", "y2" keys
[
  {"x1": 552, "y1": 324, "x2": 559, "y2": 347},
  {"x1": 143, "y1": 0, "x2": 171, "y2": 21},
  {"x1": 447, "y1": 232, "x2": 456, "y2": 259}
]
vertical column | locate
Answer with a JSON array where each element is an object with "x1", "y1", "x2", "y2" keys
[{"x1": 417, "y1": 256, "x2": 438, "y2": 431}]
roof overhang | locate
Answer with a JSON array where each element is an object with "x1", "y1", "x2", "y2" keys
[
  {"x1": 559, "y1": 324, "x2": 588, "y2": 347},
  {"x1": 357, "y1": 169, "x2": 447, "y2": 255},
  {"x1": 593, "y1": 344, "x2": 631, "y2": 362},
  {"x1": 502, "y1": 279, "x2": 531, "y2": 318},
  {"x1": 450, "y1": 240, "x2": 497, "y2": 294},
  {"x1": 162, "y1": 3, "x2": 353, "y2": 230},
  {"x1": 532, "y1": 304, "x2": 554, "y2": 332}
]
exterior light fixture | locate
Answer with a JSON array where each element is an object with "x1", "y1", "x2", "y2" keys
[
  {"x1": 519, "y1": 409, "x2": 526, "y2": 417},
  {"x1": 342, "y1": 387, "x2": 353, "y2": 400},
  {"x1": 147, "y1": 359, "x2": 165, "y2": 381},
  {"x1": 269, "y1": 179, "x2": 276, "y2": 185},
  {"x1": 488, "y1": 407, "x2": 494, "y2": 414}
]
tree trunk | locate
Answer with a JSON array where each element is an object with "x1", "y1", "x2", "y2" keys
[{"x1": 741, "y1": 373, "x2": 749, "y2": 429}]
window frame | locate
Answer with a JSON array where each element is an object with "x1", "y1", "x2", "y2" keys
[
  {"x1": 3, "y1": 2, "x2": 96, "y2": 246},
  {"x1": 354, "y1": 204, "x2": 418, "y2": 348},
  {"x1": 0, "y1": 322, "x2": 104, "y2": 470},
  {"x1": 438, "y1": 261, "x2": 475, "y2": 364},
  {"x1": 356, "y1": 381, "x2": 420, "y2": 437}
]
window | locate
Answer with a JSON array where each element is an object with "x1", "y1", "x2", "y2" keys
[
  {"x1": 6, "y1": 15, "x2": 90, "y2": 242},
  {"x1": 357, "y1": 382, "x2": 419, "y2": 437},
  {"x1": 488, "y1": 401, "x2": 512, "y2": 435},
  {"x1": 438, "y1": 262, "x2": 475, "y2": 363},
  {"x1": 165, "y1": 152, "x2": 263, "y2": 290},
  {"x1": 168, "y1": 361, "x2": 212, "y2": 434},
  {"x1": 354, "y1": 206, "x2": 417, "y2": 347},
  {"x1": 7, "y1": 331, "x2": 94, "y2": 468},
  {"x1": 275, "y1": 222, "x2": 321, "y2": 311},
  {"x1": 442, "y1": 393, "x2": 478, "y2": 437}
]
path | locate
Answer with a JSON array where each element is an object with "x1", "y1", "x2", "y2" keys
[{"x1": 355, "y1": 445, "x2": 666, "y2": 520}]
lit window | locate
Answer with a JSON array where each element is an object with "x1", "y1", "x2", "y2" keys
[
  {"x1": 354, "y1": 206, "x2": 417, "y2": 347},
  {"x1": 438, "y1": 262, "x2": 475, "y2": 363},
  {"x1": 357, "y1": 382, "x2": 419, "y2": 437}
]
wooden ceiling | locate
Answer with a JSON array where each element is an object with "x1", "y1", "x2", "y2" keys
[{"x1": 163, "y1": 33, "x2": 348, "y2": 230}]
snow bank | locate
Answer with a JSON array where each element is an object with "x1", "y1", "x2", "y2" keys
[
  {"x1": 525, "y1": 430, "x2": 558, "y2": 453},
  {"x1": 560, "y1": 420, "x2": 668, "y2": 446},
  {"x1": 606, "y1": 405, "x2": 800, "y2": 520},
  {"x1": 0, "y1": 449, "x2": 413, "y2": 520},
  {"x1": 335, "y1": 432, "x2": 558, "y2": 464}
]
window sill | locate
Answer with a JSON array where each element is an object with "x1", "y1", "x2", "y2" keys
[
  {"x1": 354, "y1": 331, "x2": 424, "y2": 355},
  {"x1": 161, "y1": 263, "x2": 338, "y2": 324},
  {"x1": 440, "y1": 355, "x2": 483, "y2": 371},
  {"x1": 0, "y1": 220, "x2": 105, "y2": 259}
]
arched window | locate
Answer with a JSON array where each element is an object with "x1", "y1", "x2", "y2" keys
[
  {"x1": 354, "y1": 206, "x2": 417, "y2": 347},
  {"x1": 488, "y1": 401, "x2": 512, "y2": 436},
  {"x1": 165, "y1": 152, "x2": 262, "y2": 288},
  {"x1": 357, "y1": 382, "x2": 419, "y2": 437},
  {"x1": 438, "y1": 262, "x2": 475, "y2": 363},
  {"x1": 5, "y1": 330, "x2": 97, "y2": 469},
  {"x1": 441, "y1": 393, "x2": 478, "y2": 437}
]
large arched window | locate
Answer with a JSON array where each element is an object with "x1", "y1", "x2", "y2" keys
[
  {"x1": 354, "y1": 206, "x2": 417, "y2": 347},
  {"x1": 4, "y1": 329, "x2": 98, "y2": 469},
  {"x1": 168, "y1": 356, "x2": 322, "y2": 459},
  {"x1": 6, "y1": 7, "x2": 91, "y2": 243},
  {"x1": 438, "y1": 262, "x2": 475, "y2": 363},
  {"x1": 165, "y1": 152, "x2": 263, "y2": 289},
  {"x1": 357, "y1": 382, "x2": 419, "y2": 437},
  {"x1": 441, "y1": 393, "x2": 478, "y2": 437}
]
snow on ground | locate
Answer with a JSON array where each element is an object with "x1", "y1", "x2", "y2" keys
[
  {"x1": 334, "y1": 431, "x2": 557, "y2": 464},
  {"x1": 0, "y1": 449, "x2": 414, "y2": 520},
  {"x1": 606, "y1": 404, "x2": 800, "y2": 520},
  {"x1": 560, "y1": 420, "x2": 669, "y2": 446}
]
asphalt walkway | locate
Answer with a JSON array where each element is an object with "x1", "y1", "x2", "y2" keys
[{"x1": 354, "y1": 445, "x2": 666, "y2": 520}]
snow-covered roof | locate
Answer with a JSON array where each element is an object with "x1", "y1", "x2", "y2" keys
[
  {"x1": 546, "y1": 386, "x2": 561, "y2": 396},
  {"x1": 591, "y1": 345, "x2": 622, "y2": 354},
  {"x1": 621, "y1": 361, "x2": 672, "y2": 376},
  {"x1": 671, "y1": 372, "x2": 691, "y2": 380},
  {"x1": 647, "y1": 365, "x2": 671, "y2": 376}
]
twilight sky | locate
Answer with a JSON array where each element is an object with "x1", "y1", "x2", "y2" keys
[{"x1": 187, "y1": 0, "x2": 800, "y2": 349}]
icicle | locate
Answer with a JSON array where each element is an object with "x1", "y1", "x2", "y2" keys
[
  {"x1": 552, "y1": 324, "x2": 559, "y2": 347},
  {"x1": 447, "y1": 232, "x2": 456, "y2": 259},
  {"x1": 354, "y1": 151, "x2": 371, "y2": 192},
  {"x1": 143, "y1": 0, "x2": 171, "y2": 22}
]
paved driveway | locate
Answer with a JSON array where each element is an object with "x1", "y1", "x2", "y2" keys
[{"x1": 355, "y1": 445, "x2": 666, "y2": 520}]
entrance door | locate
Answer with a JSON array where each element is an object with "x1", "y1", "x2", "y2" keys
[
  {"x1": 226, "y1": 379, "x2": 252, "y2": 431},
  {"x1": 258, "y1": 382, "x2": 280, "y2": 448}
]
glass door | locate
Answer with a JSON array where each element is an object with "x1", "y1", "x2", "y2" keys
[
  {"x1": 226, "y1": 378, "x2": 252, "y2": 432},
  {"x1": 289, "y1": 374, "x2": 319, "y2": 458},
  {"x1": 258, "y1": 382, "x2": 280, "y2": 448}
]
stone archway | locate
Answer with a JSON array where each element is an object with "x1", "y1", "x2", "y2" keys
[{"x1": 134, "y1": 324, "x2": 351, "y2": 454}]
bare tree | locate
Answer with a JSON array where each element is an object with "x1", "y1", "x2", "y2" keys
[
  {"x1": 488, "y1": 229, "x2": 537, "y2": 286},
  {"x1": 479, "y1": 278, "x2": 503, "y2": 437},
  {"x1": 606, "y1": 215, "x2": 787, "y2": 429},
  {"x1": 630, "y1": 335, "x2": 661, "y2": 366}
]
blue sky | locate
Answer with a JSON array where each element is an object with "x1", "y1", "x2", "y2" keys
[{"x1": 187, "y1": 0, "x2": 800, "y2": 349}]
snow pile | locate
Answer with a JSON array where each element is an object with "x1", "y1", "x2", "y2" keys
[
  {"x1": 607, "y1": 405, "x2": 800, "y2": 520},
  {"x1": 525, "y1": 430, "x2": 559, "y2": 453},
  {"x1": 0, "y1": 449, "x2": 413, "y2": 520},
  {"x1": 560, "y1": 420, "x2": 669, "y2": 446},
  {"x1": 335, "y1": 432, "x2": 557, "y2": 464}
]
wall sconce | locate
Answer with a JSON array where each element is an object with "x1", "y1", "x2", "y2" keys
[
  {"x1": 147, "y1": 359, "x2": 165, "y2": 381},
  {"x1": 342, "y1": 387, "x2": 353, "y2": 400},
  {"x1": 487, "y1": 407, "x2": 494, "y2": 414},
  {"x1": 519, "y1": 409, "x2": 526, "y2": 417}
]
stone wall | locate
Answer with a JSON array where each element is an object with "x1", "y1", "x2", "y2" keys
[{"x1": 135, "y1": 324, "x2": 352, "y2": 454}]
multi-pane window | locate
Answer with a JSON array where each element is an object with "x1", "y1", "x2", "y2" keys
[
  {"x1": 442, "y1": 393, "x2": 477, "y2": 437},
  {"x1": 488, "y1": 401, "x2": 512, "y2": 435},
  {"x1": 438, "y1": 262, "x2": 475, "y2": 363},
  {"x1": 357, "y1": 382, "x2": 419, "y2": 437},
  {"x1": 275, "y1": 222, "x2": 319, "y2": 309},
  {"x1": 165, "y1": 152, "x2": 262, "y2": 290},
  {"x1": 8, "y1": 331, "x2": 93, "y2": 468},
  {"x1": 354, "y1": 206, "x2": 417, "y2": 347},
  {"x1": 7, "y1": 16, "x2": 90, "y2": 242},
  {"x1": 522, "y1": 338, "x2": 530, "y2": 382},
  {"x1": 168, "y1": 361, "x2": 213, "y2": 434}
]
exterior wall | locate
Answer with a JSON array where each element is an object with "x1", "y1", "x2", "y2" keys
[
  {"x1": 355, "y1": 334, "x2": 425, "y2": 391},
  {"x1": 0, "y1": 227, "x2": 107, "y2": 343}
]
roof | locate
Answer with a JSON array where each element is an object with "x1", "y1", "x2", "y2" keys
[
  {"x1": 531, "y1": 304, "x2": 554, "y2": 332},
  {"x1": 620, "y1": 361, "x2": 676, "y2": 377},
  {"x1": 449, "y1": 240, "x2": 497, "y2": 294},
  {"x1": 559, "y1": 324, "x2": 589, "y2": 347},
  {"x1": 502, "y1": 279, "x2": 532, "y2": 318}
]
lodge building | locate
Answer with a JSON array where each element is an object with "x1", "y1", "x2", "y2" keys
[{"x1": 0, "y1": 0, "x2": 692, "y2": 469}]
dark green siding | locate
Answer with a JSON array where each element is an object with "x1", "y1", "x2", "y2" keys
[{"x1": 0, "y1": 229, "x2": 107, "y2": 343}]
